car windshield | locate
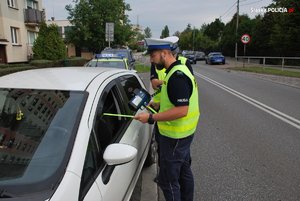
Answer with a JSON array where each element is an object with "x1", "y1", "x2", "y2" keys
[
  {"x1": 0, "y1": 88, "x2": 86, "y2": 195},
  {"x1": 87, "y1": 60, "x2": 125, "y2": 69}
]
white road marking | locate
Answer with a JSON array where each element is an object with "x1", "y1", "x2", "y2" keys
[{"x1": 194, "y1": 72, "x2": 300, "y2": 130}]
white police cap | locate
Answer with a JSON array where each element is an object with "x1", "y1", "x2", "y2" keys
[{"x1": 144, "y1": 36, "x2": 179, "y2": 54}]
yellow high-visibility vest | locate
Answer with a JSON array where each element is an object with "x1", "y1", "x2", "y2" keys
[
  {"x1": 157, "y1": 64, "x2": 200, "y2": 139},
  {"x1": 177, "y1": 56, "x2": 187, "y2": 64},
  {"x1": 152, "y1": 68, "x2": 166, "y2": 103},
  {"x1": 152, "y1": 57, "x2": 186, "y2": 103}
]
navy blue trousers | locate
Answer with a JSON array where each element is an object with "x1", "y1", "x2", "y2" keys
[{"x1": 158, "y1": 134, "x2": 194, "y2": 201}]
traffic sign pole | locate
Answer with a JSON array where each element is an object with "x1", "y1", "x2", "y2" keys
[
  {"x1": 241, "y1": 34, "x2": 251, "y2": 67},
  {"x1": 243, "y1": 44, "x2": 246, "y2": 67},
  {"x1": 105, "y1": 22, "x2": 114, "y2": 47}
]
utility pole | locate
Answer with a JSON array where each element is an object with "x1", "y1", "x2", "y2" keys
[
  {"x1": 192, "y1": 26, "x2": 195, "y2": 51},
  {"x1": 235, "y1": 0, "x2": 239, "y2": 61}
]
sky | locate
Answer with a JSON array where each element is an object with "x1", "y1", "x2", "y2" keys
[{"x1": 43, "y1": 0, "x2": 274, "y2": 38}]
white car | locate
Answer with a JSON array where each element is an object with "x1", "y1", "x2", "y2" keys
[{"x1": 0, "y1": 67, "x2": 154, "y2": 200}]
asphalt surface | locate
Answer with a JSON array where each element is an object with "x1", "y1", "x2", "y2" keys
[
  {"x1": 132, "y1": 58, "x2": 300, "y2": 201},
  {"x1": 192, "y1": 62, "x2": 300, "y2": 200}
]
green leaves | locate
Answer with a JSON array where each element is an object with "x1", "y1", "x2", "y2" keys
[
  {"x1": 65, "y1": 0, "x2": 134, "y2": 53},
  {"x1": 32, "y1": 23, "x2": 66, "y2": 60}
]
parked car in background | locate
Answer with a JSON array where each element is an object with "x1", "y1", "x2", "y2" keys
[
  {"x1": 206, "y1": 52, "x2": 225, "y2": 64},
  {"x1": 101, "y1": 48, "x2": 136, "y2": 70},
  {"x1": 183, "y1": 50, "x2": 197, "y2": 64},
  {"x1": 0, "y1": 67, "x2": 155, "y2": 201},
  {"x1": 195, "y1": 51, "x2": 206, "y2": 61},
  {"x1": 85, "y1": 53, "x2": 129, "y2": 69}
]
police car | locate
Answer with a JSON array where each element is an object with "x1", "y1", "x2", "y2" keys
[
  {"x1": 0, "y1": 67, "x2": 155, "y2": 200},
  {"x1": 85, "y1": 54, "x2": 130, "y2": 70}
]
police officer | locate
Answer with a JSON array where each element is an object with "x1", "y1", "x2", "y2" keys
[
  {"x1": 135, "y1": 36, "x2": 200, "y2": 201},
  {"x1": 149, "y1": 41, "x2": 194, "y2": 183}
]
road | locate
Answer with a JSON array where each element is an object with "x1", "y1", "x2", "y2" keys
[{"x1": 192, "y1": 61, "x2": 300, "y2": 200}]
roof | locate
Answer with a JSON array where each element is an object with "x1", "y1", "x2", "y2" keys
[{"x1": 0, "y1": 67, "x2": 128, "y2": 91}]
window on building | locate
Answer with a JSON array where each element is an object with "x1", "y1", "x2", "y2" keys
[
  {"x1": 26, "y1": 0, "x2": 38, "y2": 9},
  {"x1": 28, "y1": 31, "x2": 37, "y2": 45},
  {"x1": 11, "y1": 27, "x2": 19, "y2": 45},
  {"x1": 64, "y1": 26, "x2": 72, "y2": 33},
  {"x1": 57, "y1": 27, "x2": 63, "y2": 37},
  {"x1": 7, "y1": 0, "x2": 16, "y2": 8}
]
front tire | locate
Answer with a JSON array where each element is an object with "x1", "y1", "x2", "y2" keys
[{"x1": 144, "y1": 135, "x2": 157, "y2": 167}]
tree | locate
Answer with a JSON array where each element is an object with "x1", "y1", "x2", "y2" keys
[
  {"x1": 267, "y1": 0, "x2": 300, "y2": 56},
  {"x1": 144, "y1": 27, "x2": 152, "y2": 38},
  {"x1": 160, "y1": 25, "x2": 170, "y2": 38},
  {"x1": 203, "y1": 18, "x2": 225, "y2": 41},
  {"x1": 173, "y1": 31, "x2": 181, "y2": 37},
  {"x1": 32, "y1": 23, "x2": 66, "y2": 60},
  {"x1": 220, "y1": 14, "x2": 256, "y2": 56},
  {"x1": 65, "y1": 0, "x2": 134, "y2": 53}
]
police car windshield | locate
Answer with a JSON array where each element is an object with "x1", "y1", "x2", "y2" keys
[
  {"x1": 88, "y1": 60, "x2": 126, "y2": 69},
  {"x1": 0, "y1": 88, "x2": 85, "y2": 195}
]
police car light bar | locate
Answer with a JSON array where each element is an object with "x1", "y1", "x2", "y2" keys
[{"x1": 95, "y1": 53, "x2": 125, "y2": 59}]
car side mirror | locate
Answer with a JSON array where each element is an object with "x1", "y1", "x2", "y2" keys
[{"x1": 103, "y1": 143, "x2": 137, "y2": 166}]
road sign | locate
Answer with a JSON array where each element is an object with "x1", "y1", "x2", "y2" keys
[
  {"x1": 105, "y1": 22, "x2": 114, "y2": 42},
  {"x1": 241, "y1": 34, "x2": 251, "y2": 44}
]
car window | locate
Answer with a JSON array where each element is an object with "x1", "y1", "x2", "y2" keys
[
  {"x1": 118, "y1": 75, "x2": 143, "y2": 114},
  {"x1": 0, "y1": 88, "x2": 86, "y2": 195},
  {"x1": 80, "y1": 83, "x2": 129, "y2": 197},
  {"x1": 80, "y1": 132, "x2": 103, "y2": 200}
]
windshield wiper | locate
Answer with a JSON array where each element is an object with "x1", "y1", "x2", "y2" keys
[{"x1": 0, "y1": 189, "x2": 16, "y2": 198}]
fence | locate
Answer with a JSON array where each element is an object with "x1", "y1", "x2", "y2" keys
[{"x1": 237, "y1": 56, "x2": 300, "y2": 70}]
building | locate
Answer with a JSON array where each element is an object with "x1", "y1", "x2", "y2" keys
[{"x1": 0, "y1": 0, "x2": 44, "y2": 64}]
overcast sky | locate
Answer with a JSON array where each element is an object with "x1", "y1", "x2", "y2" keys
[{"x1": 43, "y1": 0, "x2": 273, "y2": 38}]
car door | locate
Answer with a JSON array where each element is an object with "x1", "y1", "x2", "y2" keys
[
  {"x1": 80, "y1": 74, "x2": 150, "y2": 201},
  {"x1": 95, "y1": 75, "x2": 150, "y2": 201}
]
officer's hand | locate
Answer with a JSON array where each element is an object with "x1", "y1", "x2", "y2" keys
[{"x1": 134, "y1": 112, "x2": 150, "y2": 124}]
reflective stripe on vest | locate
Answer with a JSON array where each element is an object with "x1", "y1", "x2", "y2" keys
[{"x1": 158, "y1": 64, "x2": 200, "y2": 139}]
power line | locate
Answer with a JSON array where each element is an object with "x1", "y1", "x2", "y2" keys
[
  {"x1": 240, "y1": 0, "x2": 264, "y2": 7},
  {"x1": 219, "y1": 1, "x2": 237, "y2": 20}
]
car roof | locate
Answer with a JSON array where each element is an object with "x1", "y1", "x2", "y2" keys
[
  {"x1": 0, "y1": 67, "x2": 129, "y2": 91},
  {"x1": 209, "y1": 52, "x2": 222, "y2": 54}
]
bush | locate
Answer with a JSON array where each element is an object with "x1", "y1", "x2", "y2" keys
[
  {"x1": 0, "y1": 63, "x2": 32, "y2": 68},
  {"x1": 30, "y1": 60, "x2": 55, "y2": 68},
  {"x1": 62, "y1": 57, "x2": 87, "y2": 66},
  {"x1": 0, "y1": 67, "x2": 37, "y2": 77}
]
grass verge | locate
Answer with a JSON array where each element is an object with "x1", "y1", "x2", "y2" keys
[
  {"x1": 228, "y1": 66, "x2": 300, "y2": 78},
  {"x1": 135, "y1": 63, "x2": 150, "y2": 73}
]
